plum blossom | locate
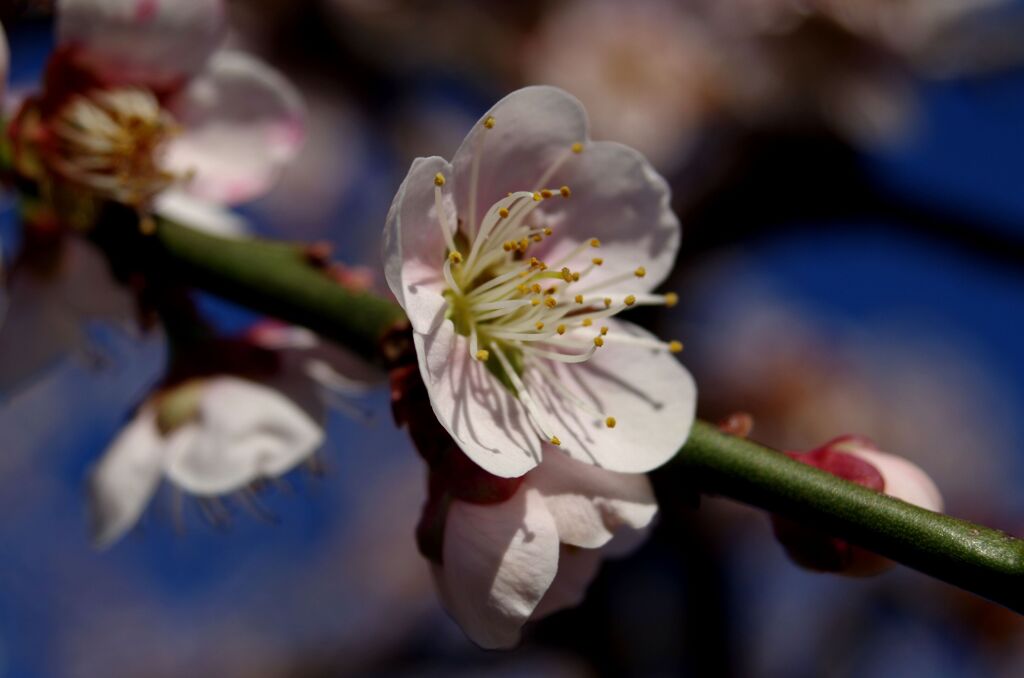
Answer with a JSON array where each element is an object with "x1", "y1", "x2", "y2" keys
[
  {"x1": 11, "y1": 0, "x2": 304, "y2": 213},
  {"x1": 384, "y1": 86, "x2": 696, "y2": 479},
  {"x1": 773, "y1": 435, "x2": 944, "y2": 575},
  {"x1": 432, "y1": 447, "x2": 657, "y2": 649},
  {"x1": 88, "y1": 323, "x2": 374, "y2": 548}
]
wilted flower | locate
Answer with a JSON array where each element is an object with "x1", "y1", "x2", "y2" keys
[
  {"x1": 10, "y1": 0, "x2": 304, "y2": 216},
  {"x1": 88, "y1": 323, "x2": 374, "y2": 548},
  {"x1": 773, "y1": 435, "x2": 944, "y2": 576},
  {"x1": 384, "y1": 86, "x2": 696, "y2": 479}
]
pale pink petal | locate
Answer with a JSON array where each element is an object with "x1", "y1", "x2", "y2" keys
[
  {"x1": 88, "y1": 406, "x2": 165, "y2": 548},
  {"x1": 162, "y1": 376, "x2": 323, "y2": 495},
  {"x1": 529, "y1": 140, "x2": 680, "y2": 293},
  {"x1": 414, "y1": 323, "x2": 542, "y2": 478},
  {"x1": 525, "y1": 318, "x2": 695, "y2": 473},
  {"x1": 164, "y1": 50, "x2": 305, "y2": 205},
  {"x1": 841, "y1": 446, "x2": 945, "y2": 513},
  {"x1": 530, "y1": 545, "x2": 603, "y2": 620},
  {"x1": 383, "y1": 155, "x2": 453, "y2": 335},
  {"x1": 527, "y1": 446, "x2": 657, "y2": 549},
  {"x1": 57, "y1": 0, "x2": 226, "y2": 86},
  {"x1": 434, "y1": 487, "x2": 560, "y2": 649},
  {"x1": 153, "y1": 190, "x2": 250, "y2": 237},
  {"x1": 450, "y1": 86, "x2": 589, "y2": 230}
]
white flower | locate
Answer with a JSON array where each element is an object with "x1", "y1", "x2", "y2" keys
[
  {"x1": 384, "y1": 86, "x2": 696, "y2": 479},
  {"x1": 432, "y1": 447, "x2": 657, "y2": 649},
  {"x1": 23, "y1": 0, "x2": 304, "y2": 208}
]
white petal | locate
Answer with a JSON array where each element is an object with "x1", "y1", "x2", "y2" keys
[
  {"x1": 842, "y1": 446, "x2": 945, "y2": 513},
  {"x1": 450, "y1": 86, "x2": 589, "y2": 229},
  {"x1": 435, "y1": 487, "x2": 560, "y2": 649},
  {"x1": 88, "y1": 406, "x2": 165, "y2": 548},
  {"x1": 162, "y1": 376, "x2": 323, "y2": 495},
  {"x1": 164, "y1": 50, "x2": 305, "y2": 205},
  {"x1": 525, "y1": 318, "x2": 696, "y2": 473},
  {"x1": 382, "y1": 155, "x2": 453, "y2": 335},
  {"x1": 527, "y1": 446, "x2": 657, "y2": 549},
  {"x1": 153, "y1": 189, "x2": 250, "y2": 237},
  {"x1": 530, "y1": 140, "x2": 680, "y2": 293},
  {"x1": 414, "y1": 323, "x2": 542, "y2": 478},
  {"x1": 530, "y1": 545, "x2": 603, "y2": 620},
  {"x1": 57, "y1": 0, "x2": 226, "y2": 86}
]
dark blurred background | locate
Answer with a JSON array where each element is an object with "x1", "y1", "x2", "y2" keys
[{"x1": 2, "y1": 0, "x2": 1024, "y2": 676}]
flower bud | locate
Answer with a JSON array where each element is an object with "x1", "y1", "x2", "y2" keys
[{"x1": 772, "y1": 436, "x2": 944, "y2": 576}]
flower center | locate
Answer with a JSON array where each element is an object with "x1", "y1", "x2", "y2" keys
[
  {"x1": 49, "y1": 88, "x2": 180, "y2": 206},
  {"x1": 433, "y1": 117, "x2": 682, "y2": 446}
]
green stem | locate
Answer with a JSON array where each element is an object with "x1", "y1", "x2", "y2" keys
[{"x1": 148, "y1": 218, "x2": 1024, "y2": 614}]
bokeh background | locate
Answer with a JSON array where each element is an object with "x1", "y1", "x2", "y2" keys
[{"x1": 2, "y1": 0, "x2": 1024, "y2": 676}]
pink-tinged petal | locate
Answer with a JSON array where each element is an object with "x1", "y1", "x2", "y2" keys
[
  {"x1": 57, "y1": 0, "x2": 226, "y2": 87},
  {"x1": 88, "y1": 406, "x2": 165, "y2": 548},
  {"x1": 383, "y1": 155, "x2": 453, "y2": 334},
  {"x1": 840, "y1": 445, "x2": 945, "y2": 513},
  {"x1": 414, "y1": 323, "x2": 542, "y2": 478},
  {"x1": 164, "y1": 50, "x2": 305, "y2": 205},
  {"x1": 526, "y1": 318, "x2": 695, "y2": 473},
  {"x1": 450, "y1": 86, "x2": 588, "y2": 229},
  {"x1": 162, "y1": 376, "x2": 323, "y2": 495},
  {"x1": 435, "y1": 487, "x2": 560, "y2": 649},
  {"x1": 530, "y1": 545, "x2": 603, "y2": 620},
  {"x1": 530, "y1": 140, "x2": 680, "y2": 293},
  {"x1": 153, "y1": 190, "x2": 250, "y2": 237},
  {"x1": 527, "y1": 446, "x2": 657, "y2": 549}
]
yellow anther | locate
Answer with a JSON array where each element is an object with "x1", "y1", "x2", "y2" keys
[
  {"x1": 605, "y1": 416, "x2": 617, "y2": 429},
  {"x1": 543, "y1": 227, "x2": 553, "y2": 236},
  {"x1": 541, "y1": 189, "x2": 553, "y2": 199},
  {"x1": 483, "y1": 115, "x2": 495, "y2": 129},
  {"x1": 634, "y1": 266, "x2": 647, "y2": 278},
  {"x1": 533, "y1": 192, "x2": 542, "y2": 202},
  {"x1": 604, "y1": 297, "x2": 612, "y2": 308},
  {"x1": 476, "y1": 349, "x2": 490, "y2": 361},
  {"x1": 590, "y1": 238, "x2": 601, "y2": 248},
  {"x1": 502, "y1": 241, "x2": 512, "y2": 252},
  {"x1": 532, "y1": 234, "x2": 543, "y2": 242},
  {"x1": 499, "y1": 207, "x2": 510, "y2": 219},
  {"x1": 520, "y1": 238, "x2": 530, "y2": 250},
  {"x1": 535, "y1": 322, "x2": 545, "y2": 331},
  {"x1": 600, "y1": 326, "x2": 608, "y2": 335},
  {"x1": 544, "y1": 297, "x2": 558, "y2": 308},
  {"x1": 559, "y1": 185, "x2": 571, "y2": 198},
  {"x1": 664, "y1": 292, "x2": 679, "y2": 307},
  {"x1": 592, "y1": 257, "x2": 604, "y2": 266},
  {"x1": 531, "y1": 298, "x2": 541, "y2": 306},
  {"x1": 574, "y1": 294, "x2": 584, "y2": 304},
  {"x1": 594, "y1": 336, "x2": 604, "y2": 347},
  {"x1": 561, "y1": 267, "x2": 573, "y2": 282},
  {"x1": 531, "y1": 283, "x2": 542, "y2": 294},
  {"x1": 550, "y1": 436, "x2": 562, "y2": 446},
  {"x1": 434, "y1": 172, "x2": 446, "y2": 186},
  {"x1": 545, "y1": 287, "x2": 557, "y2": 295},
  {"x1": 669, "y1": 340, "x2": 684, "y2": 353},
  {"x1": 624, "y1": 295, "x2": 637, "y2": 306},
  {"x1": 582, "y1": 318, "x2": 593, "y2": 327},
  {"x1": 557, "y1": 324, "x2": 567, "y2": 335},
  {"x1": 572, "y1": 272, "x2": 580, "y2": 281},
  {"x1": 449, "y1": 251, "x2": 463, "y2": 264},
  {"x1": 516, "y1": 284, "x2": 529, "y2": 295},
  {"x1": 571, "y1": 142, "x2": 584, "y2": 153}
]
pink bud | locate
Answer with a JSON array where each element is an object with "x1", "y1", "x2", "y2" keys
[{"x1": 773, "y1": 436, "x2": 944, "y2": 576}]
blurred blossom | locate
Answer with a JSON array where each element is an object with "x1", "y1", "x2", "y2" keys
[
  {"x1": 0, "y1": 232, "x2": 137, "y2": 395},
  {"x1": 385, "y1": 86, "x2": 694, "y2": 478},
  {"x1": 89, "y1": 322, "x2": 375, "y2": 548},
  {"x1": 773, "y1": 435, "x2": 944, "y2": 576},
  {"x1": 0, "y1": 19, "x2": 8, "y2": 102},
  {"x1": 10, "y1": 0, "x2": 304, "y2": 221},
  {"x1": 524, "y1": 0, "x2": 721, "y2": 172}
]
